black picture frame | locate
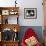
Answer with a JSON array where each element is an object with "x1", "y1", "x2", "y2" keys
[{"x1": 24, "y1": 8, "x2": 37, "y2": 19}]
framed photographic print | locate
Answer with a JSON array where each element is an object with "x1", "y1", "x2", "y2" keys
[
  {"x1": 9, "y1": 9, "x2": 18, "y2": 15},
  {"x1": 24, "y1": 8, "x2": 37, "y2": 19},
  {"x1": 2, "y1": 10, "x2": 9, "y2": 15}
]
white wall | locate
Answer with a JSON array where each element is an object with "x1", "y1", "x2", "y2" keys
[
  {"x1": 0, "y1": 0, "x2": 44, "y2": 26},
  {"x1": 19, "y1": 0, "x2": 44, "y2": 26}
]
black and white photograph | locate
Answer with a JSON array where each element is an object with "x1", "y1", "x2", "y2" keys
[{"x1": 24, "y1": 8, "x2": 37, "y2": 19}]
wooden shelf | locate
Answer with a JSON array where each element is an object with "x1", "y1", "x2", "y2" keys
[
  {"x1": 0, "y1": 7, "x2": 19, "y2": 24},
  {"x1": 2, "y1": 40, "x2": 19, "y2": 42},
  {"x1": 0, "y1": 40, "x2": 19, "y2": 46},
  {"x1": 0, "y1": 24, "x2": 20, "y2": 32},
  {"x1": 0, "y1": 7, "x2": 19, "y2": 10},
  {"x1": 0, "y1": 7, "x2": 20, "y2": 46},
  {"x1": 0, "y1": 7, "x2": 19, "y2": 16}
]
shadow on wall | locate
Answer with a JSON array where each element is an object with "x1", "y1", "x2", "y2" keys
[{"x1": 18, "y1": 26, "x2": 43, "y2": 44}]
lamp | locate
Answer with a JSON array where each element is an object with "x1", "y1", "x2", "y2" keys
[{"x1": 15, "y1": 0, "x2": 17, "y2": 7}]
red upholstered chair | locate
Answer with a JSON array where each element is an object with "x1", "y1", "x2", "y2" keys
[{"x1": 21, "y1": 28, "x2": 41, "y2": 46}]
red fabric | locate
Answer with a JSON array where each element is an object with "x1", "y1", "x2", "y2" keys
[{"x1": 21, "y1": 28, "x2": 41, "y2": 46}]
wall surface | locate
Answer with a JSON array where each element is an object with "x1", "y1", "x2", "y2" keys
[
  {"x1": 19, "y1": 0, "x2": 44, "y2": 26},
  {"x1": 0, "y1": 0, "x2": 44, "y2": 26}
]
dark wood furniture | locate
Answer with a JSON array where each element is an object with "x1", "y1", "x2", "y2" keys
[
  {"x1": 0, "y1": 7, "x2": 20, "y2": 46},
  {"x1": 2, "y1": 41, "x2": 19, "y2": 46},
  {"x1": 0, "y1": 7, "x2": 19, "y2": 24},
  {"x1": 0, "y1": 41, "x2": 2, "y2": 46}
]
